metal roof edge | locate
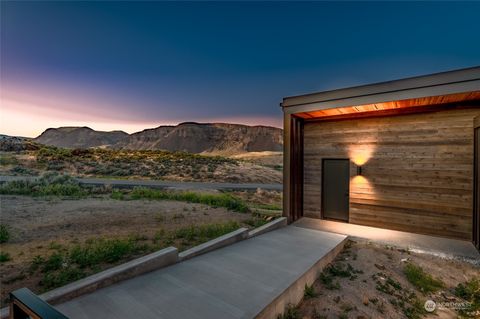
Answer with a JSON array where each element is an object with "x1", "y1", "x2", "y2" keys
[{"x1": 281, "y1": 66, "x2": 480, "y2": 108}]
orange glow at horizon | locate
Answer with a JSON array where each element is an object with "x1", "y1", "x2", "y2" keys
[
  {"x1": 0, "y1": 99, "x2": 165, "y2": 137},
  {"x1": 0, "y1": 97, "x2": 283, "y2": 138}
]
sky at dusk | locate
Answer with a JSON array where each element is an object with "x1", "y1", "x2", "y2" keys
[{"x1": 1, "y1": 1, "x2": 480, "y2": 137}]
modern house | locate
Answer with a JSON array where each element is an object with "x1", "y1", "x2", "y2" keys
[{"x1": 281, "y1": 67, "x2": 480, "y2": 250}]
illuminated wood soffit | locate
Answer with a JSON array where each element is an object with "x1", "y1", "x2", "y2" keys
[{"x1": 294, "y1": 91, "x2": 480, "y2": 119}]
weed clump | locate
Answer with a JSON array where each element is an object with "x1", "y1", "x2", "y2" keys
[
  {"x1": 304, "y1": 283, "x2": 317, "y2": 299},
  {"x1": 277, "y1": 304, "x2": 300, "y2": 319},
  {"x1": 403, "y1": 263, "x2": 444, "y2": 294},
  {"x1": 130, "y1": 187, "x2": 249, "y2": 213},
  {"x1": 455, "y1": 277, "x2": 480, "y2": 316},
  {"x1": 0, "y1": 225, "x2": 10, "y2": 243},
  {"x1": 0, "y1": 173, "x2": 87, "y2": 197},
  {"x1": 30, "y1": 236, "x2": 149, "y2": 290},
  {"x1": 0, "y1": 252, "x2": 11, "y2": 263}
]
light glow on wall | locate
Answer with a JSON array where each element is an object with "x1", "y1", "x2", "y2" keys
[
  {"x1": 349, "y1": 147, "x2": 375, "y2": 166},
  {"x1": 351, "y1": 175, "x2": 369, "y2": 185},
  {"x1": 349, "y1": 144, "x2": 376, "y2": 198}
]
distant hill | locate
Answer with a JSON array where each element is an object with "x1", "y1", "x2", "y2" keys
[
  {"x1": 29, "y1": 123, "x2": 283, "y2": 154},
  {"x1": 34, "y1": 127, "x2": 129, "y2": 149},
  {"x1": 0, "y1": 134, "x2": 39, "y2": 152},
  {"x1": 115, "y1": 122, "x2": 283, "y2": 154}
]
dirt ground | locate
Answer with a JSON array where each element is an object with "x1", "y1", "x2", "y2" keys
[
  {"x1": 0, "y1": 195, "x2": 252, "y2": 304},
  {"x1": 230, "y1": 151, "x2": 283, "y2": 167},
  {"x1": 296, "y1": 240, "x2": 479, "y2": 319}
]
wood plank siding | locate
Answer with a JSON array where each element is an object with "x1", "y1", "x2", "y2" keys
[{"x1": 303, "y1": 107, "x2": 480, "y2": 240}]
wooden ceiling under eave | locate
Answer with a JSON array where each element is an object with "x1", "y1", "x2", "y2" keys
[{"x1": 294, "y1": 91, "x2": 480, "y2": 120}]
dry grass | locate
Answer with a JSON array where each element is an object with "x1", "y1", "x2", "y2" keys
[
  {"x1": 283, "y1": 240, "x2": 480, "y2": 319},
  {"x1": 0, "y1": 146, "x2": 282, "y2": 183}
]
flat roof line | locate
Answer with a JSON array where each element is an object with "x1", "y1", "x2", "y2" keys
[{"x1": 282, "y1": 66, "x2": 480, "y2": 108}]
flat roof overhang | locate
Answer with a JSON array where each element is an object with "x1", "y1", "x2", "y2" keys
[{"x1": 282, "y1": 66, "x2": 480, "y2": 118}]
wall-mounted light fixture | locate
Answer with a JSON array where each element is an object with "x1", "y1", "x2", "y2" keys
[{"x1": 356, "y1": 165, "x2": 362, "y2": 176}]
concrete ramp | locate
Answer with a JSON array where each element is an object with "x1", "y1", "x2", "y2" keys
[{"x1": 55, "y1": 226, "x2": 347, "y2": 319}]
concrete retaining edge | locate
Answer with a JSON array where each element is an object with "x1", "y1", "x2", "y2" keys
[
  {"x1": 1, "y1": 219, "x2": 287, "y2": 318},
  {"x1": 0, "y1": 247, "x2": 178, "y2": 319},
  {"x1": 179, "y1": 228, "x2": 249, "y2": 261},
  {"x1": 254, "y1": 236, "x2": 349, "y2": 319},
  {"x1": 248, "y1": 217, "x2": 287, "y2": 238}
]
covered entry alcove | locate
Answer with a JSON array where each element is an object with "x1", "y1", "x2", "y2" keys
[{"x1": 281, "y1": 66, "x2": 480, "y2": 248}]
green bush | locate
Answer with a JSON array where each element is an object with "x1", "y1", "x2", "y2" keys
[
  {"x1": 41, "y1": 268, "x2": 85, "y2": 290},
  {"x1": 455, "y1": 277, "x2": 480, "y2": 315},
  {"x1": 244, "y1": 218, "x2": 268, "y2": 228},
  {"x1": 10, "y1": 166, "x2": 37, "y2": 175},
  {"x1": 404, "y1": 263, "x2": 444, "y2": 294},
  {"x1": 277, "y1": 304, "x2": 300, "y2": 319},
  {"x1": 0, "y1": 251, "x2": 11, "y2": 262},
  {"x1": 130, "y1": 187, "x2": 249, "y2": 213},
  {"x1": 68, "y1": 237, "x2": 143, "y2": 268},
  {"x1": 0, "y1": 155, "x2": 18, "y2": 166},
  {"x1": 30, "y1": 236, "x2": 150, "y2": 291},
  {"x1": 304, "y1": 283, "x2": 317, "y2": 299},
  {"x1": 173, "y1": 221, "x2": 240, "y2": 244},
  {"x1": 0, "y1": 173, "x2": 87, "y2": 197},
  {"x1": 0, "y1": 225, "x2": 10, "y2": 243},
  {"x1": 110, "y1": 189, "x2": 125, "y2": 200}
]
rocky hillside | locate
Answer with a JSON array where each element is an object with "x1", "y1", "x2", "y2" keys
[
  {"x1": 31, "y1": 123, "x2": 283, "y2": 154},
  {"x1": 116, "y1": 122, "x2": 283, "y2": 154},
  {"x1": 34, "y1": 127, "x2": 129, "y2": 149},
  {"x1": 0, "y1": 135, "x2": 39, "y2": 152}
]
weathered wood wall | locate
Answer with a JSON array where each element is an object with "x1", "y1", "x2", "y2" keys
[{"x1": 303, "y1": 107, "x2": 480, "y2": 240}]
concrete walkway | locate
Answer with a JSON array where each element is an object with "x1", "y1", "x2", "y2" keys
[
  {"x1": 55, "y1": 226, "x2": 346, "y2": 319},
  {"x1": 294, "y1": 218, "x2": 480, "y2": 263}
]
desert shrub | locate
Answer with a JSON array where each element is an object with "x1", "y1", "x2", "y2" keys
[
  {"x1": 41, "y1": 268, "x2": 86, "y2": 290},
  {"x1": 110, "y1": 189, "x2": 125, "y2": 200},
  {"x1": 37, "y1": 146, "x2": 73, "y2": 161},
  {"x1": 404, "y1": 263, "x2": 444, "y2": 294},
  {"x1": 0, "y1": 225, "x2": 10, "y2": 243},
  {"x1": 455, "y1": 277, "x2": 480, "y2": 315},
  {"x1": 10, "y1": 166, "x2": 37, "y2": 175},
  {"x1": 243, "y1": 218, "x2": 268, "y2": 228},
  {"x1": 277, "y1": 304, "x2": 300, "y2": 319},
  {"x1": 68, "y1": 237, "x2": 144, "y2": 268},
  {"x1": 0, "y1": 252, "x2": 11, "y2": 262},
  {"x1": 42, "y1": 252, "x2": 64, "y2": 272},
  {"x1": 304, "y1": 283, "x2": 317, "y2": 299},
  {"x1": 130, "y1": 187, "x2": 249, "y2": 213},
  {"x1": 0, "y1": 173, "x2": 87, "y2": 197},
  {"x1": 173, "y1": 221, "x2": 240, "y2": 244},
  {"x1": 255, "y1": 203, "x2": 282, "y2": 211},
  {"x1": 0, "y1": 155, "x2": 18, "y2": 166},
  {"x1": 46, "y1": 161, "x2": 65, "y2": 171},
  {"x1": 31, "y1": 236, "x2": 150, "y2": 290}
]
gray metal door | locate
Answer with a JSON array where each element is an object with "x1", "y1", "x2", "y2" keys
[{"x1": 322, "y1": 159, "x2": 350, "y2": 222}]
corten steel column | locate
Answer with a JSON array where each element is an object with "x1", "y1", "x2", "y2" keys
[
  {"x1": 283, "y1": 112, "x2": 304, "y2": 223},
  {"x1": 282, "y1": 112, "x2": 291, "y2": 221},
  {"x1": 474, "y1": 116, "x2": 480, "y2": 251}
]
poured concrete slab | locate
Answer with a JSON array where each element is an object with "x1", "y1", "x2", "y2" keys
[
  {"x1": 55, "y1": 226, "x2": 346, "y2": 319},
  {"x1": 295, "y1": 218, "x2": 480, "y2": 263}
]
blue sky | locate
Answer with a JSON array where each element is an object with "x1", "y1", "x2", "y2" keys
[{"x1": 1, "y1": 1, "x2": 480, "y2": 137}]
